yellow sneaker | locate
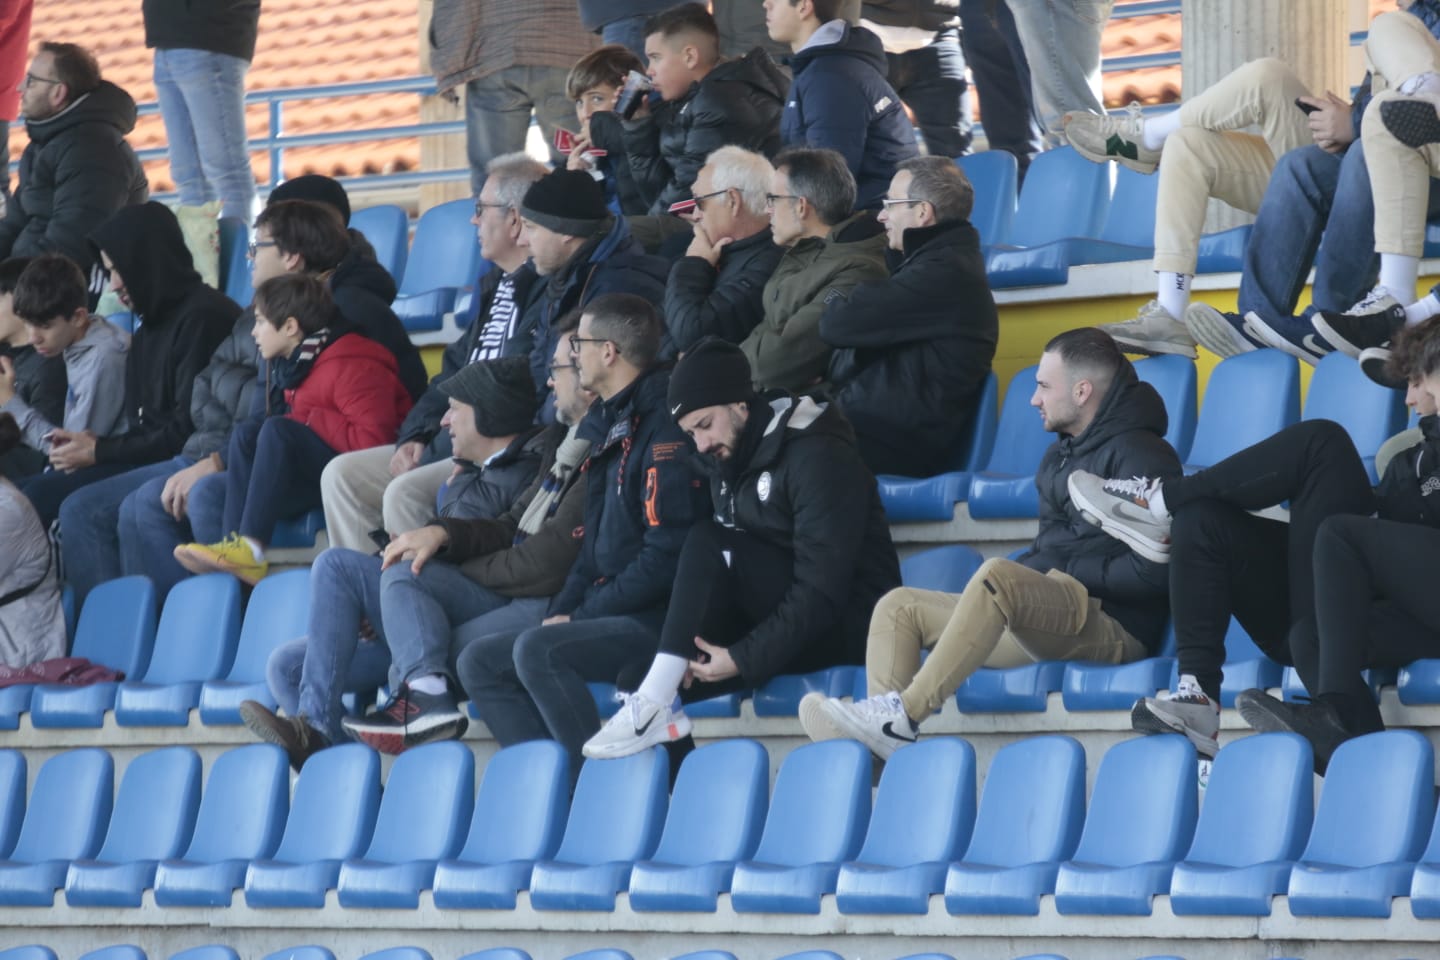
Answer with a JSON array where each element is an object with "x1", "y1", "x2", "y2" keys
[{"x1": 173, "y1": 533, "x2": 269, "y2": 585}]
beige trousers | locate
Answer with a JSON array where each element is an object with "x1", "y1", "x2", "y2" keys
[
  {"x1": 866, "y1": 558, "x2": 1148, "y2": 723},
  {"x1": 1362, "y1": 11, "x2": 1440, "y2": 256},
  {"x1": 319, "y1": 446, "x2": 452, "y2": 552}
]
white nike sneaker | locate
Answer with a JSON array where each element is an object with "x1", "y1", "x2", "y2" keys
[
  {"x1": 817, "y1": 691, "x2": 917, "y2": 761},
  {"x1": 582, "y1": 692, "x2": 691, "y2": 759},
  {"x1": 1066, "y1": 470, "x2": 1171, "y2": 563}
]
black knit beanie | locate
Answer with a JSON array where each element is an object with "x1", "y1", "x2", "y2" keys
[
  {"x1": 269, "y1": 174, "x2": 352, "y2": 226},
  {"x1": 520, "y1": 169, "x2": 610, "y2": 238},
  {"x1": 440, "y1": 356, "x2": 540, "y2": 436},
  {"x1": 667, "y1": 337, "x2": 757, "y2": 421}
]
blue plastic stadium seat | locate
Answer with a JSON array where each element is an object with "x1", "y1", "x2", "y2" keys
[
  {"x1": 958, "y1": 151, "x2": 1017, "y2": 248},
  {"x1": 1168, "y1": 733, "x2": 1313, "y2": 915},
  {"x1": 29, "y1": 576, "x2": 157, "y2": 728},
  {"x1": 836, "y1": 738, "x2": 977, "y2": 914},
  {"x1": 1133, "y1": 354, "x2": 1198, "y2": 462},
  {"x1": 260, "y1": 949, "x2": 335, "y2": 960},
  {"x1": 351, "y1": 204, "x2": 410, "y2": 281},
  {"x1": 945, "y1": 736, "x2": 1085, "y2": 914},
  {"x1": 752, "y1": 667, "x2": 856, "y2": 716},
  {"x1": 627, "y1": 739, "x2": 769, "y2": 912},
  {"x1": 269, "y1": 507, "x2": 327, "y2": 549},
  {"x1": 730, "y1": 739, "x2": 872, "y2": 913},
  {"x1": 1061, "y1": 657, "x2": 1176, "y2": 711},
  {"x1": 1184, "y1": 350, "x2": 1300, "y2": 471},
  {"x1": 1406, "y1": 794, "x2": 1440, "y2": 917},
  {"x1": 1059, "y1": 165, "x2": 1158, "y2": 267},
  {"x1": 890, "y1": 955, "x2": 957, "y2": 960},
  {"x1": 0, "y1": 949, "x2": 58, "y2": 960},
  {"x1": 955, "y1": 661, "x2": 1066, "y2": 713},
  {"x1": 587, "y1": 682, "x2": 623, "y2": 719},
  {"x1": 77, "y1": 949, "x2": 146, "y2": 960},
  {"x1": 877, "y1": 372, "x2": 998, "y2": 522},
  {"x1": 153, "y1": 744, "x2": 290, "y2": 906},
  {"x1": 62, "y1": 582, "x2": 76, "y2": 641},
  {"x1": 114, "y1": 573, "x2": 243, "y2": 726},
  {"x1": 771, "y1": 951, "x2": 842, "y2": 960},
  {"x1": 1303, "y1": 353, "x2": 1407, "y2": 482},
  {"x1": 458, "y1": 950, "x2": 533, "y2": 960},
  {"x1": 967, "y1": 365, "x2": 1054, "y2": 519},
  {"x1": 668, "y1": 953, "x2": 737, "y2": 960},
  {"x1": 1398, "y1": 659, "x2": 1440, "y2": 705},
  {"x1": 986, "y1": 147, "x2": 1112, "y2": 288},
  {"x1": 168, "y1": 948, "x2": 239, "y2": 960},
  {"x1": 528, "y1": 746, "x2": 669, "y2": 910},
  {"x1": 1280, "y1": 665, "x2": 1393, "y2": 703},
  {"x1": 1195, "y1": 224, "x2": 1252, "y2": 274},
  {"x1": 218, "y1": 217, "x2": 252, "y2": 307},
  {"x1": 1286, "y1": 730, "x2": 1433, "y2": 918},
  {"x1": 0, "y1": 748, "x2": 113, "y2": 905},
  {"x1": 1053, "y1": 735, "x2": 1198, "y2": 915},
  {"x1": 393, "y1": 198, "x2": 483, "y2": 331},
  {"x1": 64, "y1": 747, "x2": 203, "y2": 906},
  {"x1": 684, "y1": 688, "x2": 747, "y2": 718},
  {"x1": 245, "y1": 744, "x2": 382, "y2": 908},
  {"x1": 0, "y1": 751, "x2": 25, "y2": 858},
  {"x1": 200, "y1": 569, "x2": 312, "y2": 723},
  {"x1": 899, "y1": 544, "x2": 985, "y2": 594},
  {"x1": 1217, "y1": 618, "x2": 1282, "y2": 707},
  {"x1": 357, "y1": 950, "x2": 431, "y2": 960},
  {"x1": 337, "y1": 741, "x2": 475, "y2": 908},
  {"x1": 562, "y1": 952, "x2": 633, "y2": 960}
]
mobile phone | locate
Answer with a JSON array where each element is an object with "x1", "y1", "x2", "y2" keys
[{"x1": 1295, "y1": 97, "x2": 1320, "y2": 115}]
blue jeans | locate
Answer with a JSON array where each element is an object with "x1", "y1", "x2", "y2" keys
[
  {"x1": 601, "y1": 15, "x2": 650, "y2": 63},
  {"x1": 117, "y1": 460, "x2": 226, "y2": 601},
  {"x1": 152, "y1": 48, "x2": 256, "y2": 221},
  {"x1": 296, "y1": 548, "x2": 391, "y2": 742},
  {"x1": 266, "y1": 636, "x2": 392, "y2": 721},
  {"x1": 959, "y1": 0, "x2": 1042, "y2": 178},
  {"x1": 1003, "y1": 0, "x2": 1112, "y2": 147},
  {"x1": 465, "y1": 65, "x2": 575, "y2": 193},
  {"x1": 886, "y1": 28, "x2": 972, "y2": 159}
]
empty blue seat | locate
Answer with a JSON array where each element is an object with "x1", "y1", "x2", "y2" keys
[
  {"x1": 1168, "y1": 733, "x2": 1313, "y2": 915},
  {"x1": 967, "y1": 365, "x2": 1054, "y2": 519},
  {"x1": 65, "y1": 746, "x2": 203, "y2": 906},
  {"x1": 200, "y1": 569, "x2": 312, "y2": 723},
  {"x1": 0, "y1": 949, "x2": 58, "y2": 960},
  {"x1": 1286, "y1": 730, "x2": 1433, "y2": 918},
  {"x1": 1054, "y1": 735, "x2": 1198, "y2": 915},
  {"x1": 393, "y1": 198, "x2": 482, "y2": 331},
  {"x1": 1398, "y1": 659, "x2": 1440, "y2": 705},
  {"x1": 167, "y1": 946, "x2": 238, "y2": 960},
  {"x1": 1061, "y1": 657, "x2": 1176, "y2": 711},
  {"x1": 351, "y1": 204, "x2": 410, "y2": 280},
  {"x1": 1060, "y1": 165, "x2": 1158, "y2": 266},
  {"x1": 1133, "y1": 354, "x2": 1198, "y2": 462},
  {"x1": 337, "y1": 741, "x2": 475, "y2": 908},
  {"x1": 1217, "y1": 618, "x2": 1282, "y2": 708},
  {"x1": 958, "y1": 150, "x2": 1017, "y2": 248},
  {"x1": 77, "y1": 949, "x2": 146, "y2": 960},
  {"x1": 153, "y1": 744, "x2": 292, "y2": 906},
  {"x1": 0, "y1": 748, "x2": 113, "y2": 905},
  {"x1": 1303, "y1": 352, "x2": 1407, "y2": 482},
  {"x1": 836, "y1": 738, "x2": 977, "y2": 914},
  {"x1": 752, "y1": 666, "x2": 856, "y2": 716},
  {"x1": 986, "y1": 147, "x2": 1112, "y2": 288},
  {"x1": 729, "y1": 739, "x2": 872, "y2": 913},
  {"x1": 627, "y1": 739, "x2": 769, "y2": 911},
  {"x1": 771, "y1": 952, "x2": 842, "y2": 960},
  {"x1": 457, "y1": 950, "x2": 532, "y2": 960},
  {"x1": 562, "y1": 952, "x2": 632, "y2": 960},
  {"x1": 29, "y1": 576, "x2": 157, "y2": 728},
  {"x1": 1279, "y1": 664, "x2": 1393, "y2": 704},
  {"x1": 877, "y1": 372, "x2": 998, "y2": 522},
  {"x1": 218, "y1": 217, "x2": 253, "y2": 307},
  {"x1": 432, "y1": 740, "x2": 570, "y2": 909},
  {"x1": 0, "y1": 751, "x2": 25, "y2": 858},
  {"x1": 1195, "y1": 224, "x2": 1252, "y2": 274},
  {"x1": 945, "y1": 736, "x2": 1085, "y2": 914},
  {"x1": 955, "y1": 661, "x2": 1065, "y2": 713},
  {"x1": 245, "y1": 743, "x2": 382, "y2": 908},
  {"x1": 259, "y1": 949, "x2": 334, "y2": 960},
  {"x1": 528, "y1": 746, "x2": 669, "y2": 910},
  {"x1": 684, "y1": 688, "x2": 747, "y2": 718},
  {"x1": 357, "y1": 950, "x2": 431, "y2": 960},
  {"x1": 669, "y1": 953, "x2": 736, "y2": 960},
  {"x1": 114, "y1": 573, "x2": 243, "y2": 726},
  {"x1": 1184, "y1": 350, "x2": 1300, "y2": 471},
  {"x1": 1405, "y1": 792, "x2": 1440, "y2": 917},
  {"x1": 899, "y1": 544, "x2": 985, "y2": 594},
  {"x1": 269, "y1": 507, "x2": 327, "y2": 549}
]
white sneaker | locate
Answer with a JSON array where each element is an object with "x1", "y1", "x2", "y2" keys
[
  {"x1": 1062, "y1": 102, "x2": 1162, "y2": 174},
  {"x1": 581, "y1": 692, "x2": 691, "y2": 759},
  {"x1": 816, "y1": 691, "x2": 917, "y2": 761},
  {"x1": 798, "y1": 691, "x2": 846, "y2": 743},
  {"x1": 1099, "y1": 300, "x2": 1198, "y2": 359},
  {"x1": 1131, "y1": 677, "x2": 1220, "y2": 759},
  {"x1": 1343, "y1": 285, "x2": 1403, "y2": 318},
  {"x1": 1066, "y1": 470, "x2": 1171, "y2": 563}
]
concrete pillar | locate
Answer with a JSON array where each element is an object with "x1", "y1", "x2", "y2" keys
[{"x1": 417, "y1": 0, "x2": 468, "y2": 213}]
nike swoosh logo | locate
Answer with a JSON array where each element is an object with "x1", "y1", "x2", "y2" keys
[
  {"x1": 1301, "y1": 334, "x2": 1329, "y2": 357},
  {"x1": 633, "y1": 712, "x2": 656, "y2": 736},
  {"x1": 881, "y1": 720, "x2": 915, "y2": 743}
]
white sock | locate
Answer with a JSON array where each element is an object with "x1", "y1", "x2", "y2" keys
[
  {"x1": 1405, "y1": 292, "x2": 1440, "y2": 326},
  {"x1": 242, "y1": 536, "x2": 265, "y2": 563},
  {"x1": 1155, "y1": 272, "x2": 1192, "y2": 321},
  {"x1": 636, "y1": 653, "x2": 689, "y2": 706},
  {"x1": 1148, "y1": 481, "x2": 1169, "y2": 521},
  {"x1": 1379, "y1": 254, "x2": 1420, "y2": 303},
  {"x1": 1141, "y1": 110, "x2": 1181, "y2": 152},
  {"x1": 408, "y1": 673, "x2": 448, "y2": 696},
  {"x1": 1399, "y1": 71, "x2": 1440, "y2": 97}
]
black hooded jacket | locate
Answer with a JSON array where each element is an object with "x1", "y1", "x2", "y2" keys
[
  {"x1": 665, "y1": 227, "x2": 783, "y2": 352},
  {"x1": 860, "y1": 0, "x2": 960, "y2": 30},
  {"x1": 1376, "y1": 414, "x2": 1440, "y2": 529},
  {"x1": 822, "y1": 219, "x2": 997, "y2": 477},
  {"x1": 0, "y1": 82, "x2": 149, "y2": 272},
  {"x1": 90, "y1": 202, "x2": 241, "y2": 466},
  {"x1": 1020, "y1": 363, "x2": 1182, "y2": 651},
  {"x1": 328, "y1": 242, "x2": 428, "y2": 402}
]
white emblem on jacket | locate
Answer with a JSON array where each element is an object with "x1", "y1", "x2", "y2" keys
[{"x1": 757, "y1": 471, "x2": 772, "y2": 502}]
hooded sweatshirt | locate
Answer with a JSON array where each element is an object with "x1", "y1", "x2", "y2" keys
[
  {"x1": 329, "y1": 241, "x2": 429, "y2": 403},
  {"x1": 2, "y1": 318, "x2": 129, "y2": 450},
  {"x1": 89, "y1": 202, "x2": 241, "y2": 466}
]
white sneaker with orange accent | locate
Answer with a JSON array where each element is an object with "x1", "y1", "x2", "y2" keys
[{"x1": 582, "y1": 692, "x2": 691, "y2": 759}]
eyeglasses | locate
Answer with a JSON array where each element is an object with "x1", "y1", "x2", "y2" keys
[
  {"x1": 568, "y1": 335, "x2": 613, "y2": 353},
  {"x1": 691, "y1": 188, "x2": 729, "y2": 208},
  {"x1": 548, "y1": 361, "x2": 578, "y2": 377},
  {"x1": 22, "y1": 73, "x2": 61, "y2": 90},
  {"x1": 474, "y1": 200, "x2": 508, "y2": 217},
  {"x1": 246, "y1": 240, "x2": 277, "y2": 260},
  {"x1": 880, "y1": 197, "x2": 926, "y2": 209},
  {"x1": 764, "y1": 193, "x2": 800, "y2": 208}
]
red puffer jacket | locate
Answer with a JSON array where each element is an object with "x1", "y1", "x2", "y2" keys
[{"x1": 284, "y1": 332, "x2": 414, "y2": 453}]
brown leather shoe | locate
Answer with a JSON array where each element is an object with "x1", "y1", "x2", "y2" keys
[{"x1": 239, "y1": 700, "x2": 330, "y2": 771}]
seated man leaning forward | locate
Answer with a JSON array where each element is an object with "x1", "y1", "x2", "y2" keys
[{"x1": 799, "y1": 327, "x2": 1183, "y2": 760}]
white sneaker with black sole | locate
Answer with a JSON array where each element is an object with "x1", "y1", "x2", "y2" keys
[
  {"x1": 1131, "y1": 677, "x2": 1220, "y2": 759},
  {"x1": 1066, "y1": 470, "x2": 1171, "y2": 563},
  {"x1": 815, "y1": 691, "x2": 917, "y2": 760},
  {"x1": 582, "y1": 692, "x2": 691, "y2": 759}
]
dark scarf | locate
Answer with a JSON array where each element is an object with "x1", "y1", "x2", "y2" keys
[{"x1": 274, "y1": 327, "x2": 334, "y2": 391}]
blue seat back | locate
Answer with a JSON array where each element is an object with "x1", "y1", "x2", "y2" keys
[
  {"x1": 1300, "y1": 730, "x2": 1434, "y2": 867},
  {"x1": 0, "y1": 949, "x2": 58, "y2": 960},
  {"x1": 361, "y1": 741, "x2": 474, "y2": 862},
  {"x1": 1303, "y1": 352, "x2": 1407, "y2": 482},
  {"x1": 1223, "y1": 616, "x2": 1268, "y2": 665},
  {"x1": 11, "y1": 748, "x2": 114, "y2": 863},
  {"x1": 1184, "y1": 733, "x2": 1312, "y2": 867},
  {"x1": 94, "y1": 747, "x2": 202, "y2": 863},
  {"x1": 1185, "y1": 350, "x2": 1300, "y2": 469},
  {"x1": 168, "y1": 946, "x2": 239, "y2": 960},
  {"x1": 552, "y1": 747, "x2": 669, "y2": 865},
  {"x1": 946, "y1": 371, "x2": 999, "y2": 472},
  {"x1": 0, "y1": 750, "x2": 25, "y2": 858},
  {"x1": 456, "y1": 740, "x2": 569, "y2": 863},
  {"x1": 270, "y1": 744, "x2": 381, "y2": 863},
  {"x1": 962, "y1": 736, "x2": 1085, "y2": 866},
  {"x1": 399, "y1": 198, "x2": 481, "y2": 296},
  {"x1": 260, "y1": 949, "x2": 334, "y2": 960},
  {"x1": 772, "y1": 952, "x2": 843, "y2": 960},
  {"x1": 899, "y1": 544, "x2": 985, "y2": 594},
  {"x1": 77, "y1": 949, "x2": 146, "y2": 960},
  {"x1": 224, "y1": 569, "x2": 311, "y2": 682},
  {"x1": 1133, "y1": 354, "x2": 1198, "y2": 461},
  {"x1": 458, "y1": 951, "x2": 532, "y2": 960},
  {"x1": 751, "y1": 740, "x2": 871, "y2": 866},
  {"x1": 957, "y1": 151, "x2": 1018, "y2": 247},
  {"x1": 669, "y1": 953, "x2": 737, "y2": 960},
  {"x1": 357, "y1": 950, "x2": 431, "y2": 960},
  {"x1": 1071, "y1": 736, "x2": 1197, "y2": 867},
  {"x1": 563, "y1": 951, "x2": 632, "y2": 960},
  {"x1": 142, "y1": 573, "x2": 242, "y2": 684},
  {"x1": 72, "y1": 575, "x2": 157, "y2": 677},
  {"x1": 1096, "y1": 165, "x2": 1159, "y2": 245},
  {"x1": 351, "y1": 204, "x2": 410, "y2": 281},
  {"x1": 856, "y1": 738, "x2": 975, "y2": 867},
  {"x1": 985, "y1": 365, "x2": 1053, "y2": 475},
  {"x1": 650, "y1": 739, "x2": 768, "y2": 865},
  {"x1": 218, "y1": 217, "x2": 253, "y2": 307},
  {"x1": 182, "y1": 744, "x2": 290, "y2": 862},
  {"x1": 1006, "y1": 147, "x2": 1111, "y2": 247}
]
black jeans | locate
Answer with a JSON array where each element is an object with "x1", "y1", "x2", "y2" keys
[
  {"x1": 958, "y1": 0, "x2": 1042, "y2": 180},
  {"x1": 887, "y1": 28, "x2": 973, "y2": 159},
  {"x1": 1295, "y1": 514, "x2": 1440, "y2": 732},
  {"x1": 1167, "y1": 420, "x2": 1376, "y2": 701},
  {"x1": 222, "y1": 416, "x2": 338, "y2": 546}
]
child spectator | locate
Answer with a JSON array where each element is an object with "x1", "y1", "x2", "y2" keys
[
  {"x1": 0, "y1": 257, "x2": 64, "y2": 480},
  {"x1": 566, "y1": 44, "x2": 648, "y2": 215}
]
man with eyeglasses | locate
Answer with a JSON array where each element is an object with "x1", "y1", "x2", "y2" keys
[
  {"x1": 819, "y1": 155, "x2": 997, "y2": 477},
  {"x1": 0, "y1": 42, "x2": 147, "y2": 280}
]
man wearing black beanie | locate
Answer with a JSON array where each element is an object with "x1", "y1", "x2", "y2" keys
[{"x1": 583, "y1": 335, "x2": 901, "y2": 759}]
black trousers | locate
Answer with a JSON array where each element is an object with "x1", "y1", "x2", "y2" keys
[{"x1": 1167, "y1": 420, "x2": 1375, "y2": 700}]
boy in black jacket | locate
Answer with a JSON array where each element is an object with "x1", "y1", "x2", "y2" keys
[{"x1": 0, "y1": 258, "x2": 65, "y2": 481}]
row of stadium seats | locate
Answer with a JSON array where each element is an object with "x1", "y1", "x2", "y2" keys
[
  {"x1": 0, "y1": 948, "x2": 1294, "y2": 960},
  {"x1": 0, "y1": 729, "x2": 1437, "y2": 918}
]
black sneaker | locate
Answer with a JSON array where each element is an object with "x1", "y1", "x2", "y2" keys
[
  {"x1": 1233, "y1": 689, "x2": 1354, "y2": 775},
  {"x1": 1359, "y1": 346, "x2": 1404, "y2": 389},
  {"x1": 239, "y1": 700, "x2": 331, "y2": 772},
  {"x1": 1381, "y1": 94, "x2": 1440, "y2": 149},
  {"x1": 1311, "y1": 304, "x2": 1406, "y2": 359},
  {"x1": 341, "y1": 684, "x2": 469, "y2": 755}
]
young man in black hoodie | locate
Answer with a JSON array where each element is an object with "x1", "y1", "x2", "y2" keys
[{"x1": 799, "y1": 328, "x2": 1182, "y2": 760}]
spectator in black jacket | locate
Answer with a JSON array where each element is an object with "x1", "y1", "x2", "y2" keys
[
  {"x1": 0, "y1": 43, "x2": 148, "y2": 280},
  {"x1": 24, "y1": 202, "x2": 238, "y2": 527},
  {"x1": 665, "y1": 146, "x2": 783, "y2": 351},
  {"x1": 800, "y1": 329, "x2": 1181, "y2": 760},
  {"x1": 565, "y1": 45, "x2": 649, "y2": 216},
  {"x1": 821, "y1": 155, "x2": 996, "y2": 477},
  {"x1": 861, "y1": 0, "x2": 970, "y2": 158},
  {"x1": 584, "y1": 337, "x2": 901, "y2": 758},
  {"x1": 0, "y1": 257, "x2": 65, "y2": 482}
]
